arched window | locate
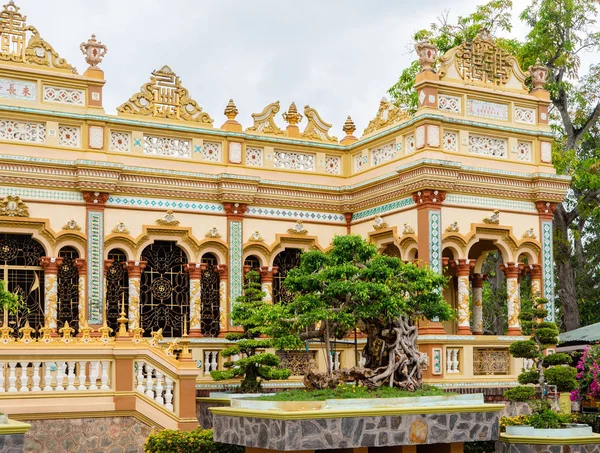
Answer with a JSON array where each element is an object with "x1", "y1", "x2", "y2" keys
[
  {"x1": 106, "y1": 249, "x2": 129, "y2": 333},
  {"x1": 244, "y1": 255, "x2": 261, "y2": 271},
  {"x1": 58, "y1": 246, "x2": 79, "y2": 330},
  {"x1": 382, "y1": 243, "x2": 401, "y2": 258},
  {"x1": 0, "y1": 234, "x2": 45, "y2": 333},
  {"x1": 140, "y1": 241, "x2": 189, "y2": 337},
  {"x1": 272, "y1": 248, "x2": 302, "y2": 304},
  {"x1": 200, "y1": 253, "x2": 220, "y2": 337}
]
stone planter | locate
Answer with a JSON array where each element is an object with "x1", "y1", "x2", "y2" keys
[
  {"x1": 497, "y1": 431, "x2": 600, "y2": 453},
  {"x1": 505, "y1": 424, "x2": 593, "y2": 438},
  {"x1": 0, "y1": 419, "x2": 31, "y2": 453}
]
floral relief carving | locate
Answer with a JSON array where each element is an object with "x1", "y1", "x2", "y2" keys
[
  {"x1": 373, "y1": 215, "x2": 388, "y2": 230},
  {"x1": 0, "y1": 195, "x2": 28, "y2": 217},
  {"x1": 483, "y1": 210, "x2": 500, "y2": 224},
  {"x1": 402, "y1": 223, "x2": 415, "y2": 235},
  {"x1": 112, "y1": 222, "x2": 129, "y2": 234},
  {"x1": 62, "y1": 219, "x2": 81, "y2": 231},
  {"x1": 523, "y1": 228, "x2": 536, "y2": 239},
  {"x1": 246, "y1": 101, "x2": 284, "y2": 135},
  {"x1": 287, "y1": 220, "x2": 308, "y2": 235},
  {"x1": 301, "y1": 105, "x2": 338, "y2": 143},
  {"x1": 156, "y1": 210, "x2": 179, "y2": 226},
  {"x1": 445, "y1": 221, "x2": 459, "y2": 232},
  {"x1": 248, "y1": 230, "x2": 264, "y2": 242},
  {"x1": 363, "y1": 97, "x2": 409, "y2": 135},
  {"x1": 205, "y1": 226, "x2": 221, "y2": 238}
]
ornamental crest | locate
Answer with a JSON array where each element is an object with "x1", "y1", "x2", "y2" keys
[
  {"x1": 301, "y1": 105, "x2": 338, "y2": 143},
  {"x1": 246, "y1": 101, "x2": 284, "y2": 135},
  {"x1": 373, "y1": 215, "x2": 388, "y2": 231},
  {"x1": 483, "y1": 209, "x2": 500, "y2": 225},
  {"x1": 0, "y1": 1, "x2": 75, "y2": 72},
  {"x1": 156, "y1": 210, "x2": 180, "y2": 226},
  {"x1": 205, "y1": 226, "x2": 221, "y2": 238},
  {"x1": 287, "y1": 220, "x2": 308, "y2": 235},
  {"x1": 111, "y1": 222, "x2": 130, "y2": 234},
  {"x1": 402, "y1": 222, "x2": 415, "y2": 235},
  {"x1": 117, "y1": 65, "x2": 213, "y2": 124},
  {"x1": 62, "y1": 219, "x2": 81, "y2": 231},
  {"x1": 0, "y1": 195, "x2": 28, "y2": 217},
  {"x1": 363, "y1": 98, "x2": 409, "y2": 136},
  {"x1": 248, "y1": 230, "x2": 264, "y2": 242}
]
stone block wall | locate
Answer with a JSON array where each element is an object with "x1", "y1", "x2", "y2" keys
[
  {"x1": 496, "y1": 442, "x2": 600, "y2": 452},
  {"x1": 0, "y1": 433, "x2": 25, "y2": 453}
]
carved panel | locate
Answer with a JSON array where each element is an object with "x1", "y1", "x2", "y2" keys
[
  {"x1": 109, "y1": 131, "x2": 131, "y2": 152},
  {"x1": 274, "y1": 150, "x2": 315, "y2": 171},
  {"x1": 202, "y1": 142, "x2": 222, "y2": 162},
  {"x1": 143, "y1": 134, "x2": 190, "y2": 158},
  {"x1": 0, "y1": 119, "x2": 45, "y2": 143},
  {"x1": 43, "y1": 86, "x2": 85, "y2": 105},
  {"x1": 438, "y1": 94, "x2": 461, "y2": 113},
  {"x1": 58, "y1": 126, "x2": 80, "y2": 148},
  {"x1": 325, "y1": 155, "x2": 341, "y2": 174},
  {"x1": 371, "y1": 143, "x2": 396, "y2": 166},
  {"x1": 245, "y1": 147, "x2": 263, "y2": 167},
  {"x1": 473, "y1": 348, "x2": 510, "y2": 375},
  {"x1": 442, "y1": 131, "x2": 458, "y2": 151},
  {"x1": 468, "y1": 134, "x2": 507, "y2": 158}
]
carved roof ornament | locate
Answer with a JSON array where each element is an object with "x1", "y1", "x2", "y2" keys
[
  {"x1": 301, "y1": 105, "x2": 338, "y2": 143},
  {"x1": 62, "y1": 219, "x2": 81, "y2": 231},
  {"x1": 438, "y1": 28, "x2": 528, "y2": 90},
  {"x1": 205, "y1": 226, "x2": 221, "y2": 238},
  {"x1": 0, "y1": 1, "x2": 75, "y2": 72},
  {"x1": 111, "y1": 222, "x2": 129, "y2": 234},
  {"x1": 483, "y1": 209, "x2": 500, "y2": 224},
  {"x1": 523, "y1": 228, "x2": 537, "y2": 239},
  {"x1": 446, "y1": 221, "x2": 459, "y2": 233},
  {"x1": 223, "y1": 99, "x2": 238, "y2": 121},
  {"x1": 249, "y1": 230, "x2": 264, "y2": 242},
  {"x1": 402, "y1": 223, "x2": 415, "y2": 235},
  {"x1": 246, "y1": 101, "x2": 284, "y2": 135},
  {"x1": 117, "y1": 65, "x2": 213, "y2": 124},
  {"x1": 416, "y1": 37, "x2": 438, "y2": 72},
  {"x1": 0, "y1": 195, "x2": 28, "y2": 217},
  {"x1": 363, "y1": 97, "x2": 409, "y2": 136},
  {"x1": 343, "y1": 116, "x2": 356, "y2": 135},
  {"x1": 529, "y1": 59, "x2": 549, "y2": 91},
  {"x1": 282, "y1": 102, "x2": 303, "y2": 126},
  {"x1": 80, "y1": 34, "x2": 107, "y2": 69},
  {"x1": 156, "y1": 210, "x2": 180, "y2": 226},
  {"x1": 373, "y1": 215, "x2": 388, "y2": 231},
  {"x1": 287, "y1": 220, "x2": 308, "y2": 235}
]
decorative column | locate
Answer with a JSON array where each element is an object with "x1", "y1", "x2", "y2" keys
[
  {"x1": 223, "y1": 202, "x2": 247, "y2": 331},
  {"x1": 82, "y1": 191, "x2": 109, "y2": 326},
  {"x1": 413, "y1": 189, "x2": 447, "y2": 335},
  {"x1": 39, "y1": 257, "x2": 64, "y2": 330},
  {"x1": 471, "y1": 273, "x2": 485, "y2": 335},
  {"x1": 185, "y1": 263, "x2": 202, "y2": 337},
  {"x1": 216, "y1": 264, "x2": 228, "y2": 333},
  {"x1": 501, "y1": 262, "x2": 522, "y2": 336},
  {"x1": 73, "y1": 259, "x2": 87, "y2": 325},
  {"x1": 124, "y1": 260, "x2": 146, "y2": 330},
  {"x1": 530, "y1": 264, "x2": 542, "y2": 299},
  {"x1": 536, "y1": 201, "x2": 557, "y2": 321},
  {"x1": 454, "y1": 259, "x2": 473, "y2": 335},
  {"x1": 259, "y1": 266, "x2": 278, "y2": 304}
]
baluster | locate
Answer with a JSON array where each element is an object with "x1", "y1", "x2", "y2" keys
[
  {"x1": 211, "y1": 352, "x2": 218, "y2": 371},
  {"x1": 100, "y1": 361, "x2": 110, "y2": 390},
  {"x1": 335, "y1": 352, "x2": 340, "y2": 371},
  {"x1": 31, "y1": 362, "x2": 41, "y2": 392},
  {"x1": 135, "y1": 361, "x2": 145, "y2": 393},
  {"x1": 452, "y1": 349, "x2": 459, "y2": 373},
  {"x1": 446, "y1": 349, "x2": 452, "y2": 374},
  {"x1": 89, "y1": 361, "x2": 99, "y2": 390},
  {"x1": 8, "y1": 362, "x2": 17, "y2": 392},
  {"x1": 43, "y1": 363, "x2": 53, "y2": 392},
  {"x1": 154, "y1": 371, "x2": 164, "y2": 405},
  {"x1": 204, "y1": 351, "x2": 210, "y2": 375},
  {"x1": 77, "y1": 361, "x2": 87, "y2": 390},
  {"x1": 164, "y1": 377, "x2": 173, "y2": 411},
  {"x1": 145, "y1": 364, "x2": 155, "y2": 399},
  {"x1": 66, "y1": 361, "x2": 76, "y2": 390},
  {"x1": 0, "y1": 363, "x2": 5, "y2": 392},
  {"x1": 19, "y1": 362, "x2": 29, "y2": 392},
  {"x1": 56, "y1": 361, "x2": 65, "y2": 391}
]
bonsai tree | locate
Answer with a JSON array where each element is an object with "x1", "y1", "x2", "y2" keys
[
  {"x1": 507, "y1": 298, "x2": 577, "y2": 399},
  {"x1": 210, "y1": 270, "x2": 290, "y2": 392},
  {"x1": 259, "y1": 235, "x2": 452, "y2": 390}
]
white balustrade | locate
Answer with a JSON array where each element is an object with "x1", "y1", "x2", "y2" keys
[
  {"x1": 8, "y1": 362, "x2": 17, "y2": 392},
  {"x1": 89, "y1": 361, "x2": 99, "y2": 390},
  {"x1": 0, "y1": 363, "x2": 4, "y2": 392},
  {"x1": 100, "y1": 361, "x2": 110, "y2": 390},
  {"x1": 32, "y1": 362, "x2": 41, "y2": 392},
  {"x1": 204, "y1": 351, "x2": 219, "y2": 375},
  {"x1": 77, "y1": 361, "x2": 86, "y2": 390},
  {"x1": 145, "y1": 364, "x2": 155, "y2": 399},
  {"x1": 19, "y1": 362, "x2": 29, "y2": 392},
  {"x1": 66, "y1": 361, "x2": 76, "y2": 391},
  {"x1": 164, "y1": 377, "x2": 174, "y2": 411},
  {"x1": 134, "y1": 360, "x2": 176, "y2": 413},
  {"x1": 56, "y1": 361, "x2": 65, "y2": 391},
  {"x1": 155, "y1": 371, "x2": 164, "y2": 405},
  {"x1": 329, "y1": 351, "x2": 341, "y2": 372},
  {"x1": 445, "y1": 348, "x2": 460, "y2": 374}
]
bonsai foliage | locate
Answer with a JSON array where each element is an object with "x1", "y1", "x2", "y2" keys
[
  {"x1": 210, "y1": 270, "x2": 290, "y2": 392},
  {"x1": 503, "y1": 386, "x2": 536, "y2": 402},
  {"x1": 507, "y1": 298, "x2": 577, "y2": 400},
  {"x1": 0, "y1": 280, "x2": 24, "y2": 317},
  {"x1": 571, "y1": 344, "x2": 600, "y2": 402},
  {"x1": 260, "y1": 235, "x2": 452, "y2": 390}
]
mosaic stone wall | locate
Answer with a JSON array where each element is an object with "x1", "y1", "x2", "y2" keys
[
  {"x1": 213, "y1": 411, "x2": 500, "y2": 451},
  {"x1": 23, "y1": 416, "x2": 152, "y2": 453},
  {"x1": 0, "y1": 433, "x2": 25, "y2": 453},
  {"x1": 197, "y1": 401, "x2": 229, "y2": 428},
  {"x1": 496, "y1": 442, "x2": 600, "y2": 453}
]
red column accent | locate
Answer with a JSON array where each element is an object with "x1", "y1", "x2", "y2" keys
[{"x1": 39, "y1": 256, "x2": 63, "y2": 274}]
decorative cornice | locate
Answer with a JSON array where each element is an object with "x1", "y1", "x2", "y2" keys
[{"x1": 412, "y1": 190, "x2": 446, "y2": 208}]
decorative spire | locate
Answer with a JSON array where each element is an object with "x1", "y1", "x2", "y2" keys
[
  {"x1": 342, "y1": 116, "x2": 356, "y2": 135},
  {"x1": 80, "y1": 34, "x2": 107, "y2": 69},
  {"x1": 282, "y1": 102, "x2": 303, "y2": 126},
  {"x1": 224, "y1": 99, "x2": 238, "y2": 120},
  {"x1": 416, "y1": 37, "x2": 438, "y2": 73},
  {"x1": 529, "y1": 58, "x2": 549, "y2": 91}
]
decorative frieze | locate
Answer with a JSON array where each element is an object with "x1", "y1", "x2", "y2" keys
[
  {"x1": 442, "y1": 131, "x2": 458, "y2": 151},
  {"x1": 325, "y1": 155, "x2": 341, "y2": 174},
  {"x1": 273, "y1": 150, "x2": 315, "y2": 171},
  {"x1": 0, "y1": 78, "x2": 36, "y2": 101},
  {"x1": 514, "y1": 106, "x2": 535, "y2": 124},
  {"x1": 0, "y1": 119, "x2": 45, "y2": 143},
  {"x1": 516, "y1": 141, "x2": 531, "y2": 162},
  {"x1": 468, "y1": 134, "x2": 507, "y2": 158},
  {"x1": 371, "y1": 143, "x2": 396, "y2": 166},
  {"x1": 109, "y1": 131, "x2": 130, "y2": 152},
  {"x1": 245, "y1": 147, "x2": 263, "y2": 167},
  {"x1": 58, "y1": 126, "x2": 80, "y2": 148},
  {"x1": 202, "y1": 142, "x2": 221, "y2": 162},
  {"x1": 438, "y1": 94, "x2": 461, "y2": 113},
  {"x1": 143, "y1": 134, "x2": 190, "y2": 158},
  {"x1": 43, "y1": 86, "x2": 85, "y2": 105},
  {"x1": 467, "y1": 99, "x2": 508, "y2": 121},
  {"x1": 541, "y1": 220, "x2": 555, "y2": 321}
]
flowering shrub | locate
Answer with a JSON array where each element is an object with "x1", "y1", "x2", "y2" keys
[
  {"x1": 144, "y1": 428, "x2": 244, "y2": 453},
  {"x1": 571, "y1": 344, "x2": 600, "y2": 402}
]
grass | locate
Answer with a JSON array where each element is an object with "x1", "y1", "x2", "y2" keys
[{"x1": 256, "y1": 384, "x2": 450, "y2": 401}]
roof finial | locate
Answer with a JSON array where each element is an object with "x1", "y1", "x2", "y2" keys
[
  {"x1": 80, "y1": 33, "x2": 107, "y2": 70},
  {"x1": 221, "y1": 99, "x2": 242, "y2": 131},
  {"x1": 341, "y1": 115, "x2": 357, "y2": 145},
  {"x1": 282, "y1": 102, "x2": 302, "y2": 126}
]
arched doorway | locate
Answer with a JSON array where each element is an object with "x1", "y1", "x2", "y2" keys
[
  {"x1": 57, "y1": 246, "x2": 79, "y2": 330},
  {"x1": 272, "y1": 248, "x2": 302, "y2": 303},
  {"x1": 0, "y1": 234, "x2": 45, "y2": 333},
  {"x1": 200, "y1": 253, "x2": 220, "y2": 337},
  {"x1": 140, "y1": 241, "x2": 189, "y2": 337},
  {"x1": 382, "y1": 243, "x2": 401, "y2": 258},
  {"x1": 244, "y1": 255, "x2": 261, "y2": 271},
  {"x1": 105, "y1": 249, "x2": 129, "y2": 333}
]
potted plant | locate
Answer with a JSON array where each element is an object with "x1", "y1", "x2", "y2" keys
[{"x1": 571, "y1": 344, "x2": 600, "y2": 411}]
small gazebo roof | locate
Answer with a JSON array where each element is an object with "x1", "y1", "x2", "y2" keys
[{"x1": 558, "y1": 322, "x2": 600, "y2": 351}]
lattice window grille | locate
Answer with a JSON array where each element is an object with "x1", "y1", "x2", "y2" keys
[
  {"x1": 354, "y1": 154, "x2": 365, "y2": 172},
  {"x1": 143, "y1": 135, "x2": 191, "y2": 158},
  {"x1": 202, "y1": 142, "x2": 222, "y2": 162},
  {"x1": 325, "y1": 155, "x2": 341, "y2": 174},
  {"x1": 468, "y1": 134, "x2": 507, "y2": 158},
  {"x1": 442, "y1": 131, "x2": 458, "y2": 151},
  {"x1": 514, "y1": 107, "x2": 536, "y2": 124},
  {"x1": 0, "y1": 119, "x2": 45, "y2": 144},
  {"x1": 245, "y1": 147, "x2": 263, "y2": 167},
  {"x1": 516, "y1": 141, "x2": 532, "y2": 162},
  {"x1": 43, "y1": 86, "x2": 85, "y2": 105},
  {"x1": 58, "y1": 126, "x2": 80, "y2": 148},
  {"x1": 406, "y1": 135, "x2": 416, "y2": 153},
  {"x1": 371, "y1": 143, "x2": 396, "y2": 166},
  {"x1": 273, "y1": 150, "x2": 315, "y2": 171},
  {"x1": 438, "y1": 95, "x2": 461, "y2": 113},
  {"x1": 109, "y1": 131, "x2": 131, "y2": 152}
]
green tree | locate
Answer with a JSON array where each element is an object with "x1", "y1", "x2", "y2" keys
[
  {"x1": 260, "y1": 235, "x2": 452, "y2": 390},
  {"x1": 0, "y1": 280, "x2": 24, "y2": 318},
  {"x1": 210, "y1": 270, "x2": 290, "y2": 392},
  {"x1": 388, "y1": 0, "x2": 600, "y2": 331}
]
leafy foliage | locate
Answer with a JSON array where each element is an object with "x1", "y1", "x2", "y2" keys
[
  {"x1": 543, "y1": 353, "x2": 573, "y2": 366},
  {"x1": 144, "y1": 428, "x2": 244, "y2": 453},
  {"x1": 256, "y1": 384, "x2": 448, "y2": 401},
  {"x1": 544, "y1": 365, "x2": 578, "y2": 392},
  {"x1": 0, "y1": 280, "x2": 24, "y2": 315},
  {"x1": 210, "y1": 271, "x2": 290, "y2": 392},
  {"x1": 503, "y1": 386, "x2": 536, "y2": 402},
  {"x1": 571, "y1": 344, "x2": 600, "y2": 402}
]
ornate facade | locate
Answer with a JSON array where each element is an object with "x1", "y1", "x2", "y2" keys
[{"x1": 0, "y1": 3, "x2": 568, "y2": 388}]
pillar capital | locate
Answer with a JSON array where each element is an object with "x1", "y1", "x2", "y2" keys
[
  {"x1": 451, "y1": 259, "x2": 474, "y2": 276},
  {"x1": 104, "y1": 259, "x2": 114, "y2": 274},
  {"x1": 223, "y1": 202, "x2": 247, "y2": 221},
  {"x1": 39, "y1": 256, "x2": 64, "y2": 274},
  {"x1": 471, "y1": 273, "x2": 487, "y2": 288},
  {"x1": 73, "y1": 258, "x2": 87, "y2": 275},
  {"x1": 123, "y1": 260, "x2": 147, "y2": 278},
  {"x1": 530, "y1": 263, "x2": 543, "y2": 280},
  {"x1": 500, "y1": 262, "x2": 522, "y2": 279},
  {"x1": 412, "y1": 189, "x2": 446, "y2": 209},
  {"x1": 535, "y1": 201, "x2": 557, "y2": 220},
  {"x1": 259, "y1": 266, "x2": 279, "y2": 283},
  {"x1": 82, "y1": 191, "x2": 110, "y2": 211},
  {"x1": 184, "y1": 263, "x2": 202, "y2": 279},
  {"x1": 215, "y1": 264, "x2": 228, "y2": 280}
]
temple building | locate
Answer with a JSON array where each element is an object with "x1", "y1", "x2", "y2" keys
[{"x1": 0, "y1": 1, "x2": 568, "y2": 389}]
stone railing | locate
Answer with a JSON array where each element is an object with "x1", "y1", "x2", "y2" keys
[{"x1": 446, "y1": 348, "x2": 461, "y2": 374}]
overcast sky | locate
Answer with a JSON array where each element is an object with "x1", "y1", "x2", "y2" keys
[{"x1": 18, "y1": 0, "x2": 575, "y2": 134}]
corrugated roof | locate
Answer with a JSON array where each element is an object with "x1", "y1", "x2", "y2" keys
[{"x1": 559, "y1": 322, "x2": 600, "y2": 345}]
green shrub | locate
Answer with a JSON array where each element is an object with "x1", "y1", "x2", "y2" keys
[
  {"x1": 518, "y1": 370, "x2": 540, "y2": 385},
  {"x1": 509, "y1": 340, "x2": 539, "y2": 359},
  {"x1": 504, "y1": 386, "x2": 536, "y2": 402},
  {"x1": 544, "y1": 365, "x2": 578, "y2": 392},
  {"x1": 528, "y1": 408, "x2": 572, "y2": 429},
  {"x1": 535, "y1": 327, "x2": 558, "y2": 345},
  {"x1": 144, "y1": 428, "x2": 244, "y2": 453},
  {"x1": 464, "y1": 441, "x2": 496, "y2": 453},
  {"x1": 543, "y1": 353, "x2": 572, "y2": 366}
]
